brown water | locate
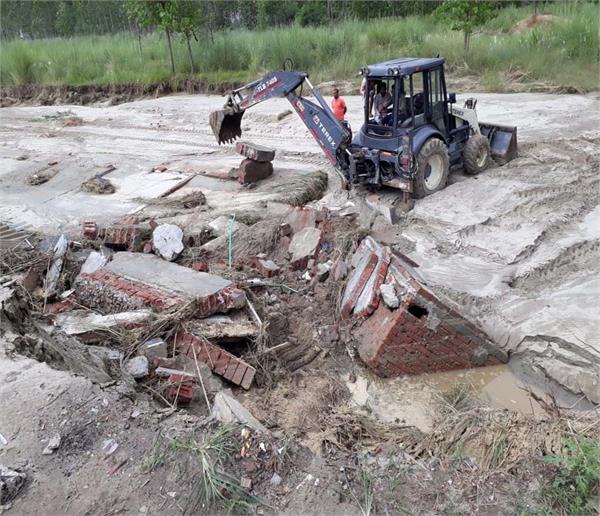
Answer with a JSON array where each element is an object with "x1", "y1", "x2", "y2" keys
[{"x1": 346, "y1": 364, "x2": 546, "y2": 433}]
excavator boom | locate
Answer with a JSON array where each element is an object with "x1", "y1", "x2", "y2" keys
[{"x1": 209, "y1": 71, "x2": 351, "y2": 167}]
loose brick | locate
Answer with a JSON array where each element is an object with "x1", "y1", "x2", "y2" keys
[{"x1": 172, "y1": 330, "x2": 256, "y2": 389}]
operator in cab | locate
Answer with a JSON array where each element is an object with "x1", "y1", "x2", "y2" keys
[
  {"x1": 372, "y1": 82, "x2": 392, "y2": 124},
  {"x1": 331, "y1": 88, "x2": 347, "y2": 121}
]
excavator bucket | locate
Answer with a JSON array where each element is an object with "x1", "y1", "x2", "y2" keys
[
  {"x1": 479, "y1": 123, "x2": 518, "y2": 165},
  {"x1": 209, "y1": 109, "x2": 245, "y2": 144}
]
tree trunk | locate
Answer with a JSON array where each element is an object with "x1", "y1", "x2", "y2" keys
[
  {"x1": 165, "y1": 28, "x2": 175, "y2": 74},
  {"x1": 186, "y1": 35, "x2": 195, "y2": 73},
  {"x1": 463, "y1": 31, "x2": 471, "y2": 60},
  {"x1": 138, "y1": 30, "x2": 143, "y2": 59}
]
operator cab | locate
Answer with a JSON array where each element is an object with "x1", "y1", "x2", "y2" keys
[{"x1": 357, "y1": 57, "x2": 449, "y2": 147}]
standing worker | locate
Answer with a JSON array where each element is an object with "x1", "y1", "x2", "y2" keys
[{"x1": 331, "y1": 88, "x2": 347, "y2": 121}]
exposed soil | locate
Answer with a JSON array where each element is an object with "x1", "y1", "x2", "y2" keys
[{"x1": 0, "y1": 78, "x2": 243, "y2": 108}]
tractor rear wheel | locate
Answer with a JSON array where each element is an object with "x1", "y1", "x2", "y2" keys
[
  {"x1": 463, "y1": 134, "x2": 491, "y2": 175},
  {"x1": 413, "y1": 138, "x2": 450, "y2": 199}
]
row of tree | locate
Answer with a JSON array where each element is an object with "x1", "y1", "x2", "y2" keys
[{"x1": 0, "y1": 0, "x2": 443, "y2": 40}]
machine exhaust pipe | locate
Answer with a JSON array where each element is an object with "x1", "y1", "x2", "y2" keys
[
  {"x1": 479, "y1": 123, "x2": 518, "y2": 164},
  {"x1": 209, "y1": 108, "x2": 245, "y2": 145}
]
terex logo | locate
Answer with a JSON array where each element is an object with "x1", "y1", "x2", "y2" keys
[{"x1": 312, "y1": 114, "x2": 336, "y2": 148}]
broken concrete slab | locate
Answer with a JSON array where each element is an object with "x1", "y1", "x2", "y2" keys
[
  {"x1": 354, "y1": 246, "x2": 391, "y2": 318},
  {"x1": 173, "y1": 330, "x2": 256, "y2": 389},
  {"x1": 53, "y1": 310, "x2": 153, "y2": 342},
  {"x1": 238, "y1": 159, "x2": 273, "y2": 185},
  {"x1": 43, "y1": 234, "x2": 67, "y2": 298},
  {"x1": 75, "y1": 252, "x2": 245, "y2": 316},
  {"x1": 286, "y1": 206, "x2": 322, "y2": 234},
  {"x1": 235, "y1": 142, "x2": 275, "y2": 162},
  {"x1": 212, "y1": 390, "x2": 268, "y2": 433},
  {"x1": 341, "y1": 251, "x2": 378, "y2": 318},
  {"x1": 186, "y1": 313, "x2": 258, "y2": 342},
  {"x1": 77, "y1": 250, "x2": 109, "y2": 279},
  {"x1": 140, "y1": 337, "x2": 167, "y2": 362},
  {"x1": 289, "y1": 227, "x2": 322, "y2": 270},
  {"x1": 152, "y1": 223, "x2": 184, "y2": 261}
]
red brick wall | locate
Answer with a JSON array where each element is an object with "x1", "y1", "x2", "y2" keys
[{"x1": 357, "y1": 293, "x2": 507, "y2": 376}]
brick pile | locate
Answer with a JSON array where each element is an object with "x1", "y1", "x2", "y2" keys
[
  {"x1": 173, "y1": 330, "x2": 256, "y2": 389},
  {"x1": 235, "y1": 141, "x2": 275, "y2": 185},
  {"x1": 342, "y1": 237, "x2": 508, "y2": 376}
]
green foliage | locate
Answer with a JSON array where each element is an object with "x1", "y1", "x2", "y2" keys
[
  {"x1": 543, "y1": 436, "x2": 600, "y2": 515},
  {"x1": 434, "y1": 0, "x2": 498, "y2": 53},
  {"x1": 295, "y1": 1, "x2": 327, "y2": 27},
  {"x1": 0, "y1": 2, "x2": 597, "y2": 93}
]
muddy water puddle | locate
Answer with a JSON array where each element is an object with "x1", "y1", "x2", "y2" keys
[{"x1": 345, "y1": 364, "x2": 546, "y2": 433}]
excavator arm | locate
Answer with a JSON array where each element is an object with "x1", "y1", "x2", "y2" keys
[{"x1": 209, "y1": 71, "x2": 351, "y2": 168}]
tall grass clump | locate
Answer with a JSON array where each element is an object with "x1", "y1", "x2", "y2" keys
[{"x1": 0, "y1": 2, "x2": 597, "y2": 92}]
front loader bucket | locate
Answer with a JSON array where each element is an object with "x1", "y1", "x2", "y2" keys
[
  {"x1": 209, "y1": 109, "x2": 245, "y2": 145},
  {"x1": 479, "y1": 123, "x2": 518, "y2": 165}
]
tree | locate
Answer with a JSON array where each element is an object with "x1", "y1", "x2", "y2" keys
[
  {"x1": 434, "y1": 0, "x2": 497, "y2": 57},
  {"x1": 164, "y1": 0, "x2": 201, "y2": 73},
  {"x1": 126, "y1": 0, "x2": 176, "y2": 73}
]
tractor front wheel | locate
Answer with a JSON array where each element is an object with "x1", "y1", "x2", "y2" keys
[
  {"x1": 413, "y1": 138, "x2": 450, "y2": 199},
  {"x1": 463, "y1": 134, "x2": 491, "y2": 175}
]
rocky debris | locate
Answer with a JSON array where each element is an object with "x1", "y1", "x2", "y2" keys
[
  {"x1": 77, "y1": 250, "x2": 109, "y2": 279},
  {"x1": 269, "y1": 472, "x2": 283, "y2": 486},
  {"x1": 81, "y1": 176, "x2": 115, "y2": 194},
  {"x1": 26, "y1": 167, "x2": 58, "y2": 185},
  {"x1": 289, "y1": 227, "x2": 322, "y2": 270},
  {"x1": 152, "y1": 223, "x2": 184, "y2": 261},
  {"x1": 75, "y1": 252, "x2": 246, "y2": 316},
  {"x1": 365, "y1": 193, "x2": 411, "y2": 223},
  {"x1": 101, "y1": 439, "x2": 119, "y2": 457},
  {"x1": 286, "y1": 206, "x2": 325, "y2": 234},
  {"x1": 332, "y1": 259, "x2": 348, "y2": 281},
  {"x1": 316, "y1": 261, "x2": 332, "y2": 282},
  {"x1": 140, "y1": 337, "x2": 167, "y2": 362},
  {"x1": 253, "y1": 254, "x2": 280, "y2": 278},
  {"x1": 0, "y1": 465, "x2": 26, "y2": 505},
  {"x1": 186, "y1": 313, "x2": 258, "y2": 342},
  {"x1": 124, "y1": 356, "x2": 149, "y2": 379},
  {"x1": 380, "y1": 283, "x2": 399, "y2": 309},
  {"x1": 53, "y1": 309, "x2": 153, "y2": 342},
  {"x1": 211, "y1": 390, "x2": 268, "y2": 433},
  {"x1": 42, "y1": 433, "x2": 61, "y2": 455},
  {"x1": 0, "y1": 222, "x2": 31, "y2": 250},
  {"x1": 43, "y1": 234, "x2": 68, "y2": 298},
  {"x1": 235, "y1": 142, "x2": 276, "y2": 163},
  {"x1": 164, "y1": 373, "x2": 195, "y2": 404},
  {"x1": 238, "y1": 159, "x2": 273, "y2": 185}
]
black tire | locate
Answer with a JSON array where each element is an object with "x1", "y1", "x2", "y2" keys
[
  {"x1": 413, "y1": 138, "x2": 450, "y2": 199},
  {"x1": 463, "y1": 134, "x2": 491, "y2": 175}
]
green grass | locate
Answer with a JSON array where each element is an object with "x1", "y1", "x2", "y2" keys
[
  {"x1": 1, "y1": 2, "x2": 598, "y2": 92},
  {"x1": 542, "y1": 436, "x2": 600, "y2": 515}
]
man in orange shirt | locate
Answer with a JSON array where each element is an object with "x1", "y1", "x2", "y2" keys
[{"x1": 331, "y1": 88, "x2": 347, "y2": 121}]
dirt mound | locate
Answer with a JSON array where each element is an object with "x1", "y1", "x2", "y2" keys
[
  {"x1": 514, "y1": 14, "x2": 558, "y2": 32},
  {"x1": 0, "y1": 78, "x2": 244, "y2": 108}
]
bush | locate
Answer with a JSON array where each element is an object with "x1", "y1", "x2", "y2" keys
[{"x1": 543, "y1": 436, "x2": 600, "y2": 515}]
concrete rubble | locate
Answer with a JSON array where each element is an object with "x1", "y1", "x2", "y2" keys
[
  {"x1": 0, "y1": 465, "x2": 26, "y2": 505},
  {"x1": 151, "y1": 223, "x2": 184, "y2": 261},
  {"x1": 212, "y1": 389, "x2": 268, "y2": 433},
  {"x1": 75, "y1": 252, "x2": 246, "y2": 316}
]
